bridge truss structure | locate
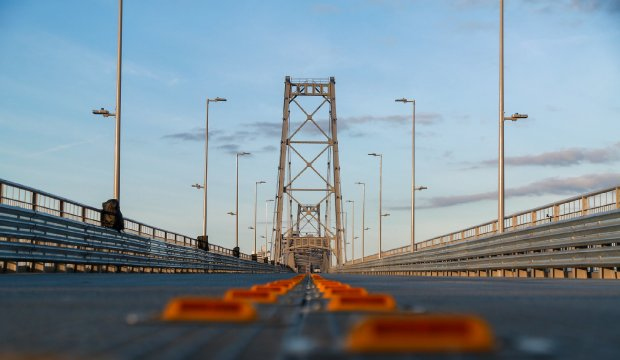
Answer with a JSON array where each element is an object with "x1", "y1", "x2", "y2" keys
[{"x1": 273, "y1": 77, "x2": 344, "y2": 272}]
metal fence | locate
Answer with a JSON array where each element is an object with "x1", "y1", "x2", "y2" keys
[
  {"x1": 338, "y1": 189, "x2": 620, "y2": 279},
  {"x1": 0, "y1": 178, "x2": 286, "y2": 272},
  {"x1": 375, "y1": 186, "x2": 620, "y2": 258}
]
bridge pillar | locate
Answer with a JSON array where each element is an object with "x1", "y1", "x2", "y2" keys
[
  {"x1": 4, "y1": 261, "x2": 18, "y2": 272},
  {"x1": 33, "y1": 262, "x2": 45, "y2": 272},
  {"x1": 571, "y1": 268, "x2": 588, "y2": 279},
  {"x1": 601, "y1": 268, "x2": 618, "y2": 279},
  {"x1": 533, "y1": 269, "x2": 545, "y2": 278},
  {"x1": 551, "y1": 268, "x2": 565, "y2": 279}
]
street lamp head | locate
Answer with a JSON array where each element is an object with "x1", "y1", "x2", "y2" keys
[
  {"x1": 415, "y1": 185, "x2": 428, "y2": 191},
  {"x1": 355, "y1": 181, "x2": 365, "y2": 185},
  {"x1": 267, "y1": 199, "x2": 275, "y2": 202},
  {"x1": 368, "y1": 153, "x2": 380, "y2": 157},
  {"x1": 238, "y1": 151, "x2": 251, "y2": 156},
  {"x1": 213, "y1": 97, "x2": 227, "y2": 102},
  {"x1": 364, "y1": 227, "x2": 370, "y2": 230},
  {"x1": 257, "y1": 181, "x2": 266, "y2": 185},
  {"x1": 346, "y1": 200, "x2": 354, "y2": 203},
  {"x1": 512, "y1": 113, "x2": 528, "y2": 119},
  {"x1": 92, "y1": 108, "x2": 115, "y2": 117},
  {"x1": 381, "y1": 213, "x2": 390, "y2": 217},
  {"x1": 227, "y1": 211, "x2": 236, "y2": 216},
  {"x1": 191, "y1": 183, "x2": 204, "y2": 189}
]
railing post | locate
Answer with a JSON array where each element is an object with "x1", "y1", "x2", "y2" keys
[
  {"x1": 581, "y1": 196, "x2": 589, "y2": 216},
  {"x1": 59, "y1": 200, "x2": 65, "y2": 218},
  {"x1": 531, "y1": 210, "x2": 537, "y2": 226},
  {"x1": 553, "y1": 204, "x2": 560, "y2": 222},
  {"x1": 511, "y1": 215, "x2": 517, "y2": 230},
  {"x1": 32, "y1": 192, "x2": 38, "y2": 212},
  {"x1": 0, "y1": 182, "x2": 4, "y2": 205},
  {"x1": 81, "y1": 206, "x2": 87, "y2": 223}
]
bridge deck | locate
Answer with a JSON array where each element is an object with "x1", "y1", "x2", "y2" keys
[{"x1": 1, "y1": 274, "x2": 619, "y2": 359}]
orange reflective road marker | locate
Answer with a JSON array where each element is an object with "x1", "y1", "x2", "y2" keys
[
  {"x1": 346, "y1": 314, "x2": 495, "y2": 353},
  {"x1": 224, "y1": 289, "x2": 278, "y2": 304},
  {"x1": 251, "y1": 284, "x2": 288, "y2": 295},
  {"x1": 323, "y1": 287, "x2": 368, "y2": 299},
  {"x1": 162, "y1": 297, "x2": 257, "y2": 323},
  {"x1": 327, "y1": 294, "x2": 396, "y2": 312}
]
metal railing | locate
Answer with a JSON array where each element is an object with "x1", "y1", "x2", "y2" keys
[
  {"x1": 337, "y1": 208, "x2": 620, "y2": 278},
  {"x1": 370, "y1": 186, "x2": 620, "y2": 259},
  {"x1": 0, "y1": 178, "x2": 281, "y2": 271}
]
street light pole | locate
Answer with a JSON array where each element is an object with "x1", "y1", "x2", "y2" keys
[
  {"x1": 396, "y1": 98, "x2": 416, "y2": 252},
  {"x1": 368, "y1": 153, "x2": 383, "y2": 259},
  {"x1": 346, "y1": 200, "x2": 355, "y2": 262},
  {"x1": 93, "y1": 0, "x2": 123, "y2": 203},
  {"x1": 498, "y1": 0, "x2": 528, "y2": 233},
  {"x1": 343, "y1": 211, "x2": 348, "y2": 263},
  {"x1": 235, "y1": 152, "x2": 250, "y2": 254},
  {"x1": 201, "y1": 97, "x2": 227, "y2": 240},
  {"x1": 265, "y1": 199, "x2": 274, "y2": 261},
  {"x1": 113, "y1": 0, "x2": 123, "y2": 202},
  {"x1": 254, "y1": 181, "x2": 266, "y2": 258},
  {"x1": 355, "y1": 182, "x2": 366, "y2": 262}
]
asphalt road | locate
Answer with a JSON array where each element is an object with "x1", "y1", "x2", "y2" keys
[{"x1": 0, "y1": 274, "x2": 619, "y2": 360}]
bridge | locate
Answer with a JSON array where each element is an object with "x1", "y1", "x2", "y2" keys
[{"x1": 2, "y1": 79, "x2": 620, "y2": 359}]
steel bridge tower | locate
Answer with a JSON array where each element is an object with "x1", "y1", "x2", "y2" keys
[{"x1": 273, "y1": 77, "x2": 344, "y2": 272}]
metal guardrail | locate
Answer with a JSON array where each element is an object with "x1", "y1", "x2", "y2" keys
[
  {"x1": 337, "y1": 208, "x2": 620, "y2": 279},
  {"x1": 375, "y1": 185, "x2": 620, "y2": 258},
  {"x1": 0, "y1": 178, "x2": 288, "y2": 273}
]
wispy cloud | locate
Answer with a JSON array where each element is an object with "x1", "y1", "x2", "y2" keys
[
  {"x1": 419, "y1": 173, "x2": 620, "y2": 208},
  {"x1": 312, "y1": 3, "x2": 340, "y2": 14},
  {"x1": 162, "y1": 113, "x2": 442, "y2": 144},
  {"x1": 455, "y1": 0, "x2": 620, "y2": 13},
  {"x1": 217, "y1": 144, "x2": 241, "y2": 155},
  {"x1": 523, "y1": 0, "x2": 620, "y2": 13},
  {"x1": 470, "y1": 142, "x2": 620, "y2": 168},
  {"x1": 26, "y1": 139, "x2": 96, "y2": 158}
]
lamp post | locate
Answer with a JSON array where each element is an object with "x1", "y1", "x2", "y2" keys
[
  {"x1": 368, "y1": 153, "x2": 383, "y2": 259},
  {"x1": 346, "y1": 200, "x2": 355, "y2": 262},
  {"x1": 355, "y1": 182, "x2": 366, "y2": 262},
  {"x1": 198, "y1": 97, "x2": 227, "y2": 240},
  {"x1": 265, "y1": 199, "x2": 274, "y2": 261},
  {"x1": 395, "y1": 97, "x2": 417, "y2": 252},
  {"x1": 234, "y1": 152, "x2": 250, "y2": 255},
  {"x1": 498, "y1": 0, "x2": 528, "y2": 233},
  {"x1": 343, "y1": 211, "x2": 348, "y2": 263},
  {"x1": 253, "y1": 181, "x2": 266, "y2": 260},
  {"x1": 91, "y1": 0, "x2": 124, "y2": 203}
]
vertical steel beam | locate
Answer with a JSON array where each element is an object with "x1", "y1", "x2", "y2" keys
[
  {"x1": 329, "y1": 77, "x2": 344, "y2": 266},
  {"x1": 274, "y1": 78, "x2": 292, "y2": 262}
]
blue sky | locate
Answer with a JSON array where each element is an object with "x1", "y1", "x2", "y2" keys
[{"x1": 1, "y1": 0, "x2": 619, "y2": 258}]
